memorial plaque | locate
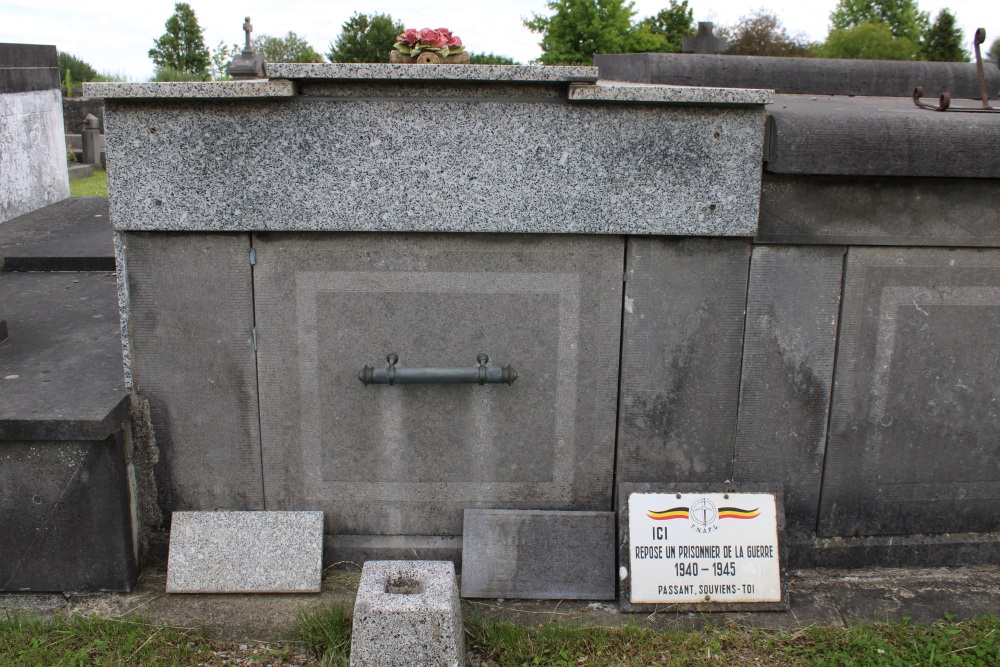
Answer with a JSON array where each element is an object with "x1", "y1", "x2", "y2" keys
[{"x1": 619, "y1": 483, "x2": 786, "y2": 612}]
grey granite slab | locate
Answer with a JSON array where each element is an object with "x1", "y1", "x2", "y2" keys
[
  {"x1": 460, "y1": 510, "x2": 615, "y2": 600},
  {"x1": 350, "y1": 561, "x2": 464, "y2": 667},
  {"x1": 166, "y1": 511, "x2": 323, "y2": 593},
  {"x1": 84, "y1": 79, "x2": 295, "y2": 99},
  {"x1": 103, "y1": 96, "x2": 765, "y2": 235},
  {"x1": 569, "y1": 81, "x2": 773, "y2": 106},
  {"x1": 268, "y1": 62, "x2": 597, "y2": 83}
]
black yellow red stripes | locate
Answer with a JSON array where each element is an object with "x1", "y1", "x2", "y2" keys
[
  {"x1": 647, "y1": 506, "x2": 689, "y2": 520},
  {"x1": 718, "y1": 507, "x2": 760, "y2": 520}
]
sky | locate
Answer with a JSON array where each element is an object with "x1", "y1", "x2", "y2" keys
[{"x1": 2, "y1": 0, "x2": 996, "y2": 81}]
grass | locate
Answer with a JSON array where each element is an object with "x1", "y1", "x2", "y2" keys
[
  {"x1": 2, "y1": 609, "x2": 998, "y2": 666},
  {"x1": 465, "y1": 615, "x2": 1000, "y2": 666},
  {"x1": 293, "y1": 602, "x2": 353, "y2": 666},
  {"x1": 0, "y1": 612, "x2": 207, "y2": 666},
  {"x1": 69, "y1": 169, "x2": 108, "y2": 197}
]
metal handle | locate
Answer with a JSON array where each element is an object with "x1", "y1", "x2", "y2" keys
[{"x1": 359, "y1": 353, "x2": 518, "y2": 386}]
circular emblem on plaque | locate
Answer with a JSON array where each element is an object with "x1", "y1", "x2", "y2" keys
[{"x1": 690, "y1": 498, "x2": 717, "y2": 526}]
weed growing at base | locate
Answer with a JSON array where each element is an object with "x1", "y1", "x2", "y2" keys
[{"x1": 293, "y1": 601, "x2": 353, "y2": 667}]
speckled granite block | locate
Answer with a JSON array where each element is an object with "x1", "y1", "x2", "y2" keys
[
  {"x1": 569, "y1": 81, "x2": 773, "y2": 105},
  {"x1": 84, "y1": 79, "x2": 295, "y2": 99},
  {"x1": 104, "y1": 95, "x2": 765, "y2": 235},
  {"x1": 166, "y1": 511, "x2": 323, "y2": 593},
  {"x1": 350, "y1": 561, "x2": 464, "y2": 667},
  {"x1": 268, "y1": 62, "x2": 597, "y2": 83}
]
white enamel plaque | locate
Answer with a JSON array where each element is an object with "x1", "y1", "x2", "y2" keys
[{"x1": 627, "y1": 492, "x2": 781, "y2": 604}]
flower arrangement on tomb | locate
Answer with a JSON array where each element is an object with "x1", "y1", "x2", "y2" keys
[{"x1": 390, "y1": 28, "x2": 470, "y2": 64}]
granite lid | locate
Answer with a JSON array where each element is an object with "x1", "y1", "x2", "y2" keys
[
  {"x1": 266, "y1": 62, "x2": 598, "y2": 83},
  {"x1": 83, "y1": 79, "x2": 296, "y2": 99},
  {"x1": 569, "y1": 80, "x2": 773, "y2": 106}
]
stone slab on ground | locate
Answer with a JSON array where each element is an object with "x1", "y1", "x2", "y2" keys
[
  {"x1": 0, "y1": 197, "x2": 114, "y2": 271},
  {"x1": 461, "y1": 509, "x2": 615, "y2": 600},
  {"x1": 0, "y1": 270, "x2": 126, "y2": 441},
  {"x1": 351, "y1": 560, "x2": 464, "y2": 667},
  {"x1": 166, "y1": 511, "x2": 324, "y2": 594}
]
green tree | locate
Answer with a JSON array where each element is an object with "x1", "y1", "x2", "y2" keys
[
  {"x1": 524, "y1": 0, "x2": 657, "y2": 65},
  {"x1": 922, "y1": 9, "x2": 968, "y2": 62},
  {"x1": 210, "y1": 41, "x2": 239, "y2": 80},
  {"x1": 820, "y1": 22, "x2": 922, "y2": 59},
  {"x1": 328, "y1": 13, "x2": 403, "y2": 63},
  {"x1": 254, "y1": 31, "x2": 322, "y2": 63},
  {"x1": 469, "y1": 53, "x2": 519, "y2": 64},
  {"x1": 829, "y1": 0, "x2": 928, "y2": 44},
  {"x1": 637, "y1": 0, "x2": 696, "y2": 53},
  {"x1": 725, "y1": 10, "x2": 814, "y2": 56},
  {"x1": 990, "y1": 37, "x2": 1000, "y2": 67},
  {"x1": 148, "y1": 2, "x2": 211, "y2": 78},
  {"x1": 58, "y1": 52, "x2": 98, "y2": 84}
]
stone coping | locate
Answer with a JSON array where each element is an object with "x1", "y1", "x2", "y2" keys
[
  {"x1": 267, "y1": 62, "x2": 598, "y2": 82},
  {"x1": 569, "y1": 80, "x2": 773, "y2": 105},
  {"x1": 83, "y1": 79, "x2": 295, "y2": 98}
]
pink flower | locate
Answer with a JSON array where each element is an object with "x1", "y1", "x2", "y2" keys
[
  {"x1": 396, "y1": 28, "x2": 420, "y2": 46},
  {"x1": 418, "y1": 28, "x2": 448, "y2": 48},
  {"x1": 437, "y1": 28, "x2": 462, "y2": 48}
]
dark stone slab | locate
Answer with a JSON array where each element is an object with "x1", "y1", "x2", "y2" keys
[
  {"x1": 0, "y1": 431, "x2": 138, "y2": 592},
  {"x1": 0, "y1": 197, "x2": 114, "y2": 272},
  {"x1": 758, "y1": 174, "x2": 1000, "y2": 247},
  {"x1": 253, "y1": 233, "x2": 623, "y2": 536},
  {"x1": 819, "y1": 247, "x2": 1000, "y2": 536},
  {"x1": 123, "y1": 232, "x2": 263, "y2": 514},
  {"x1": 765, "y1": 95, "x2": 1000, "y2": 178},
  {"x1": 786, "y1": 531, "x2": 1000, "y2": 569},
  {"x1": 0, "y1": 271, "x2": 127, "y2": 440},
  {"x1": 616, "y1": 238, "x2": 750, "y2": 484},
  {"x1": 0, "y1": 44, "x2": 59, "y2": 94},
  {"x1": 595, "y1": 53, "x2": 999, "y2": 99},
  {"x1": 733, "y1": 245, "x2": 844, "y2": 532},
  {"x1": 0, "y1": 43, "x2": 58, "y2": 68},
  {"x1": 460, "y1": 510, "x2": 615, "y2": 600}
]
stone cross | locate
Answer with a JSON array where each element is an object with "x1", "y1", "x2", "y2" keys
[
  {"x1": 682, "y1": 22, "x2": 727, "y2": 54},
  {"x1": 243, "y1": 17, "x2": 253, "y2": 52}
]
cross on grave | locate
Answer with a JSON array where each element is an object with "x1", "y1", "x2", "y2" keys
[
  {"x1": 683, "y1": 22, "x2": 727, "y2": 54},
  {"x1": 227, "y1": 15, "x2": 267, "y2": 80},
  {"x1": 242, "y1": 17, "x2": 253, "y2": 53}
]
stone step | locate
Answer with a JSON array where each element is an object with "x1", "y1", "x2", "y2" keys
[
  {"x1": 0, "y1": 197, "x2": 114, "y2": 272},
  {"x1": 68, "y1": 163, "x2": 92, "y2": 179}
]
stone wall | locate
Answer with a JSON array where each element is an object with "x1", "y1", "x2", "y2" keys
[{"x1": 0, "y1": 44, "x2": 69, "y2": 224}]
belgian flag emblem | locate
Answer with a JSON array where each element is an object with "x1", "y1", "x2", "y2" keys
[
  {"x1": 646, "y1": 506, "x2": 689, "y2": 520},
  {"x1": 718, "y1": 507, "x2": 760, "y2": 520}
]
